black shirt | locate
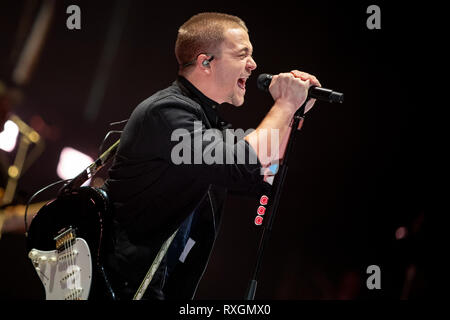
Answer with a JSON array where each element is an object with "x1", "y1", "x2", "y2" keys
[{"x1": 103, "y1": 76, "x2": 269, "y2": 299}]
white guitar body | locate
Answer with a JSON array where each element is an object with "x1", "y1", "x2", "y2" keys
[
  {"x1": 26, "y1": 187, "x2": 117, "y2": 300},
  {"x1": 28, "y1": 237, "x2": 92, "y2": 300}
]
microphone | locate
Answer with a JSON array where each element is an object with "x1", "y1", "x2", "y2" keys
[{"x1": 257, "y1": 73, "x2": 344, "y2": 103}]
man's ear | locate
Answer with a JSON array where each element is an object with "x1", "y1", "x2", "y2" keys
[{"x1": 197, "y1": 54, "x2": 214, "y2": 69}]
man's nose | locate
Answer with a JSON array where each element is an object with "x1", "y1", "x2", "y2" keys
[{"x1": 247, "y1": 56, "x2": 257, "y2": 71}]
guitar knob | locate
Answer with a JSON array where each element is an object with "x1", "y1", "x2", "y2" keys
[
  {"x1": 49, "y1": 256, "x2": 57, "y2": 263},
  {"x1": 28, "y1": 250, "x2": 38, "y2": 259},
  {"x1": 39, "y1": 256, "x2": 47, "y2": 262}
]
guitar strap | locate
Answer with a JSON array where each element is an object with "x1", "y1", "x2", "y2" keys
[{"x1": 133, "y1": 227, "x2": 179, "y2": 300}]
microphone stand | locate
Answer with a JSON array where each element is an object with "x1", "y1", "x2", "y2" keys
[{"x1": 244, "y1": 99, "x2": 308, "y2": 300}]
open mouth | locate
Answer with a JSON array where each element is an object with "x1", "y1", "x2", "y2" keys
[{"x1": 237, "y1": 77, "x2": 247, "y2": 90}]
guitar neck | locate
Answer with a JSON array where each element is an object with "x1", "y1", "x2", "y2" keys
[{"x1": 60, "y1": 139, "x2": 120, "y2": 194}]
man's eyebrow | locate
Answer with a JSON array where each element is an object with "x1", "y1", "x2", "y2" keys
[{"x1": 236, "y1": 46, "x2": 253, "y2": 55}]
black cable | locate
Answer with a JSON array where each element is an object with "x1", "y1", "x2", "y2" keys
[
  {"x1": 97, "y1": 119, "x2": 126, "y2": 156},
  {"x1": 24, "y1": 178, "x2": 72, "y2": 236},
  {"x1": 98, "y1": 130, "x2": 122, "y2": 157},
  {"x1": 108, "y1": 119, "x2": 128, "y2": 126}
]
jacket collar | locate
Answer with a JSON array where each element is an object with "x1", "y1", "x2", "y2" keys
[{"x1": 176, "y1": 76, "x2": 232, "y2": 130}]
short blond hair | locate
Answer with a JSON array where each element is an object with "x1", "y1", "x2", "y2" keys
[{"x1": 175, "y1": 12, "x2": 248, "y2": 70}]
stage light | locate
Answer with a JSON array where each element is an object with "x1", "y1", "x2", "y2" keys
[
  {"x1": 395, "y1": 226, "x2": 408, "y2": 240},
  {"x1": 0, "y1": 120, "x2": 19, "y2": 152},
  {"x1": 56, "y1": 147, "x2": 93, "y2": 183}
]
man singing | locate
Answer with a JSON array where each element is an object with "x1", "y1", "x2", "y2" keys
[{"x1": 103, "y1": 12, "x2": 320, "y2": 300}]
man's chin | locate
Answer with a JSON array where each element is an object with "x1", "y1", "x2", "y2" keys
[{"x1": 231, "y1": 96, "x2": 245, "y2": 107}]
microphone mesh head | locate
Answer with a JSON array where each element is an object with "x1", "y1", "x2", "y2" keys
[{"x1": 257, "y1": 74, "x2": 272, "y2": 92}]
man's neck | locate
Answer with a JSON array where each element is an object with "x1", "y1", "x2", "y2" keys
[{"x1": 181, "y1": 72, "x2": 222, "y2": 104}]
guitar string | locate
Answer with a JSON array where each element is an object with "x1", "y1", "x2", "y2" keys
[
  {"x1": 71, "y1": 236, "x2": 78, "y2": 299},
  {"x1": 63, "y1": 235, "x2": 68, "y2": 300},
  {"x1": 66, "y1": 233, "x2": 75, "y2": 300},
  {"x1": 69, "y1": 234, "x2": 78, "y2": 299},
  {"x1": 74, "y1": 237, "x2": 81, "y2": 300},
  {"x1": 69, "y1": 234, "x2": 75, "y2": 299},
  {"x1": 67, "y1": 236, "x2": 73, "y2": 300}
]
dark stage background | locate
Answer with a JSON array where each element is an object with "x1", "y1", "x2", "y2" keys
[{"x1": 0, "y1": 0, "x2": 430, "y2": 300}]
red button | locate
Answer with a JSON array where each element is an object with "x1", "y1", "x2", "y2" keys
[
  {"x1": 257, "y1": 206, "x2": 266, "y2": 215},
  {"x1": 260, "y1": 195, "x2": 268, "y2": 205}
]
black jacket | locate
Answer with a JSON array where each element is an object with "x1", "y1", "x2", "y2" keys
[{"x1": 103, "y1": 76, "x2": 270, "y2": 299}]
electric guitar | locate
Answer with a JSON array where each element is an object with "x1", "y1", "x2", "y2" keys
[{"x1": 26, "y1": 186, "x2": 116, "y2": 300}]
